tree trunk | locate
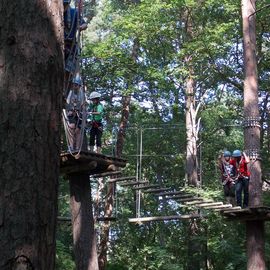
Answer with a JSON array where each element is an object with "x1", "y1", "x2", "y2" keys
[
  {"x1": 185, "y1": 74, "x2": 199, "y2": 187},
  {"x1": 242, "y1": 0, "x2": 266, "y2": 269},
  {"x1": 69, "y1": 174, "x2": 99, "y2": 270},
  {"x1": 116, "y1": 95, "x2": 131, "y2": 157},
  {"x1": 0, "y1": 1, "x2": 63, "y2": 269}
]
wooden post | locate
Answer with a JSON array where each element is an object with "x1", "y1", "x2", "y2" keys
[{"x1": 69, "y1": 173, "x2": 99, "y2": 270}]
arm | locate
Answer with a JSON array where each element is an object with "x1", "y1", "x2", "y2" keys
[{"x1": 243, "y1": 151, "x2": 250, "y2": 163}]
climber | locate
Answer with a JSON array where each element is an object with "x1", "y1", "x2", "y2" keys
[
  {"x1": 66, "y1": 76, "x2": 85, "y2": 151},
  {"x1": 218, "y1": 150, "x2": 236, "y2": 206},
  {"x1": 88, "y1": 91, "x2": 104, "y2": 153},
  {"x1": 231, "y1": 150, "x2": 250, "y2": 208}
]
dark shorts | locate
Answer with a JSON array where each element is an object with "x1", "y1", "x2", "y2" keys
[{"x1": 67, "y1": 111, "x2": 82, "y2": 128}]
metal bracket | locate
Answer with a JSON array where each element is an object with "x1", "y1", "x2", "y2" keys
[
  {"x1": 245, "y1": 148, "x2": 262, "y2": 160},
  {"x1": 242, "y1": 117, "x2": 261, "y2": 129}
]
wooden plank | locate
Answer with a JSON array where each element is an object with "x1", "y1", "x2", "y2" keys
[
  {"x1": 174, "y1": 197, "x2": 203, "y2": 203},
  {"x1": 144, "y1": 188, "x2": 171, "y2": 194},
  {"x1": 120, "y1": 181, "x2": 149, "y2": 187},
  {"x1": 91, "y1": 170, "x2": 122, "y2": 178},
  {"x1": 108, "y1": 176, "x2": 137, "y2": 183},
  {"x1": 198, "y1": 202, "x2": 223, "y2": 208},
  {"x1": 129, "y1": 214, "x2": 203, "y2": 223},
  {"x1": 132, "y1": 184, "x2": 160, "y2": 190},
  {"x1": 155, "y1": 190, "x2": 186, "y2": 196},
  {"x1": 60, "y1": 161, "x2": 97, "y2": 175},
  {"x1": 204, "y1": 204, "x2": 232, "y2": 210},
  {"x1": 185, "y1": 199, "x2": 214, "y2": 206},
  {"x1": 220, "y1": 206, "x2": 242, "y2": 212},
  {"x1": 165, "y1": 194, "x2": 196, "y2": 200}
]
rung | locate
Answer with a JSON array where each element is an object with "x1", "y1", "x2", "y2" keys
[
  {"x1": 165, "y1": 194, "x2": 195, "y2": 200},
  {"x1": 129, "y1": 214, "x2": 203, "y2": 223},
  {"x1": 96, "y1": 217, "x2": 117, "y2": 222},
  {"x1": 144, "y1": 188, "x2": 171, "y2": 194},
  {"x1": 155, "y1": 190, "x2": 186, "y2": 196},
  {"x1": 91, "y1": 171, "x2": 122, "y2": 178},
  {"x1": 174, "y1": 197, "x2": 203, "y2": 203},
  {"x1": 221, "y1": 206, "x2": 242, "y2": 212},
  {"x1": 120, "y1": 181, "x2": 149, "y2": 187},
  {"x1": 108, "y1": 176, "x2": 137, "y2": 183},
  {"x1": 204, "y1": 204, "x2": 232, "y2": 210},
  {"x1": 199, "y1": 202, "x2": 223, "y2": 208},
  {"x1": 132, "y1": 184, "x2": 160, "y2": 190},
  {"x1": 185, "y1": 199, "x2": 214, "y2": 205}
]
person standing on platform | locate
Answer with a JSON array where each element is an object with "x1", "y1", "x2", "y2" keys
[
  {"x1": 218, "y1": 150, "x2": 236, "y2": 206},
  {"x1": 66, "y1": 76, "x2": 85, "y2": 151},
  {"x1": 88, "y1": 92, "x2": 104, "y2": 153},
  {"x1": 231, "y1": 150, "x2": 250, "y2": 208}
]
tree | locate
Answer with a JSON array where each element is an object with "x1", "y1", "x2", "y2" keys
[
  {"x1": 0, "y1": 0, "x2": 63, "y2": 269},
  {"x1": 241, "y1": 0, "x2": 266, "y2": 269}
]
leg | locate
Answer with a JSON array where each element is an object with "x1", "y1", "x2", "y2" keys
[
  {"x1": 89, "y1": 128, "x2": 96, "y2": 152},
  {"x1": 75, "y1": 127, "x2": 81, "y2": 150},
  {"x1": 243, "y1": 177, "x2": 249, "y2": 208},
  {"x1": 96, "y1": 127, "x2": 103, "y2": 154},
  {"x1": 235, "y1": 179, "x2": 243, "y2": 207}
]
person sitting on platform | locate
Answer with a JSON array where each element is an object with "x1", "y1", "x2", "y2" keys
[
  {"x1": 66, "y1": 76, "x2": 85, "y2": 151},
  {"x1": 231, "y1": 150, "x2": 250, "y2": 208},
  {"x1": 88, "y1": 92, "x2": 104, "y2": 153},
  {"x1": 218, "y1": 150, "x2": 236, "y2": 206}
]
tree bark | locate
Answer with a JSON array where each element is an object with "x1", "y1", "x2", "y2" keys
[
  {"x1": 242, "y1": 0, "x2": 266, "y2": 269},
  {"x1": 69, "y1": 174, "x2": 99, "y2": 270},
  {"x1": 0, "y1": 1, "x2": 63, "y2": 269},
  {"x1": 185, "y1": 74, "x2": 199, "y2": 187}
]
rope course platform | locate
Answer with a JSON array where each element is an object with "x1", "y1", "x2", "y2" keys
[
  {"x1": 60, "y1": 150, "x2": 127, "y2": 175},
  {"x1": 220, "y1": 206, "x2": 270, "y2": 221}
]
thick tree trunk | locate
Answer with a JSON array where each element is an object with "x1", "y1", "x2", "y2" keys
[
  {"x1": 0, "y1": 1, "x2": 63, "y2": 269},
  {"x1": 69, "y1": 174, "x2": 99, "y2": 270},
  {"x1": 242, "y1": 1, "x2": 266, "y2": 269},
  {"x1": 185, "y1": 75, "x2": 199, "y2": 187}
]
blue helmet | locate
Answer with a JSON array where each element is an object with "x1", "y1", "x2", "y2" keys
[
  {"x1": 72, "y1": 76, "x2": 82, "y2": 86},
  {"x1": 232, "y1": 150, "x2": 242, "y2": 157},
  {"x1": 63, "y1": 0, "x2": 71, "y2": 4},
  {"x1": 223, "y1": 151, "x2": 231, "y2": 157}
]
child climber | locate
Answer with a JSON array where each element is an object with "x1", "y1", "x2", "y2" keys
[
  {"x1": 88, "y1": 91, "x2": 104, "y2": 153},
  {"x1": 218, "y1": 150, "x2": 236, "y2": 206}
]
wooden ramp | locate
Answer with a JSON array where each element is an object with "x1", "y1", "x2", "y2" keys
[{"x1": 60, "y1": 150, "x2": 127, "y2": 175}]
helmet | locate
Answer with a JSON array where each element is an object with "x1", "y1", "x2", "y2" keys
[
  {"x1": 232, "y1": 150, "x2": 242, "y2": 157},
  {"x1": 223, "y1": 151, "x2": 231, "y2": 157},
  {"x1": 63, "y1": 0, "x2": 71, "y2": 4},
  {"x1": 72, "y1": 76, "x2": 82, "y2": 86},
  {"x1": 89, "y1": 91, "x2": 101, "y2": 99}
]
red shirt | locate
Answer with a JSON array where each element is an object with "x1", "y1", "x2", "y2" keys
[{"x1": 230, "y1": 157, "x2": 250, "y2": 177}]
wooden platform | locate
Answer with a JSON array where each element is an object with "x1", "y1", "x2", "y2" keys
[
  {"x1": 60, "y1": 151, "x2": 127, "y2": 175},
  {"x1": 221, "y1": 206, "x2": 270, "y2": 221}
]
